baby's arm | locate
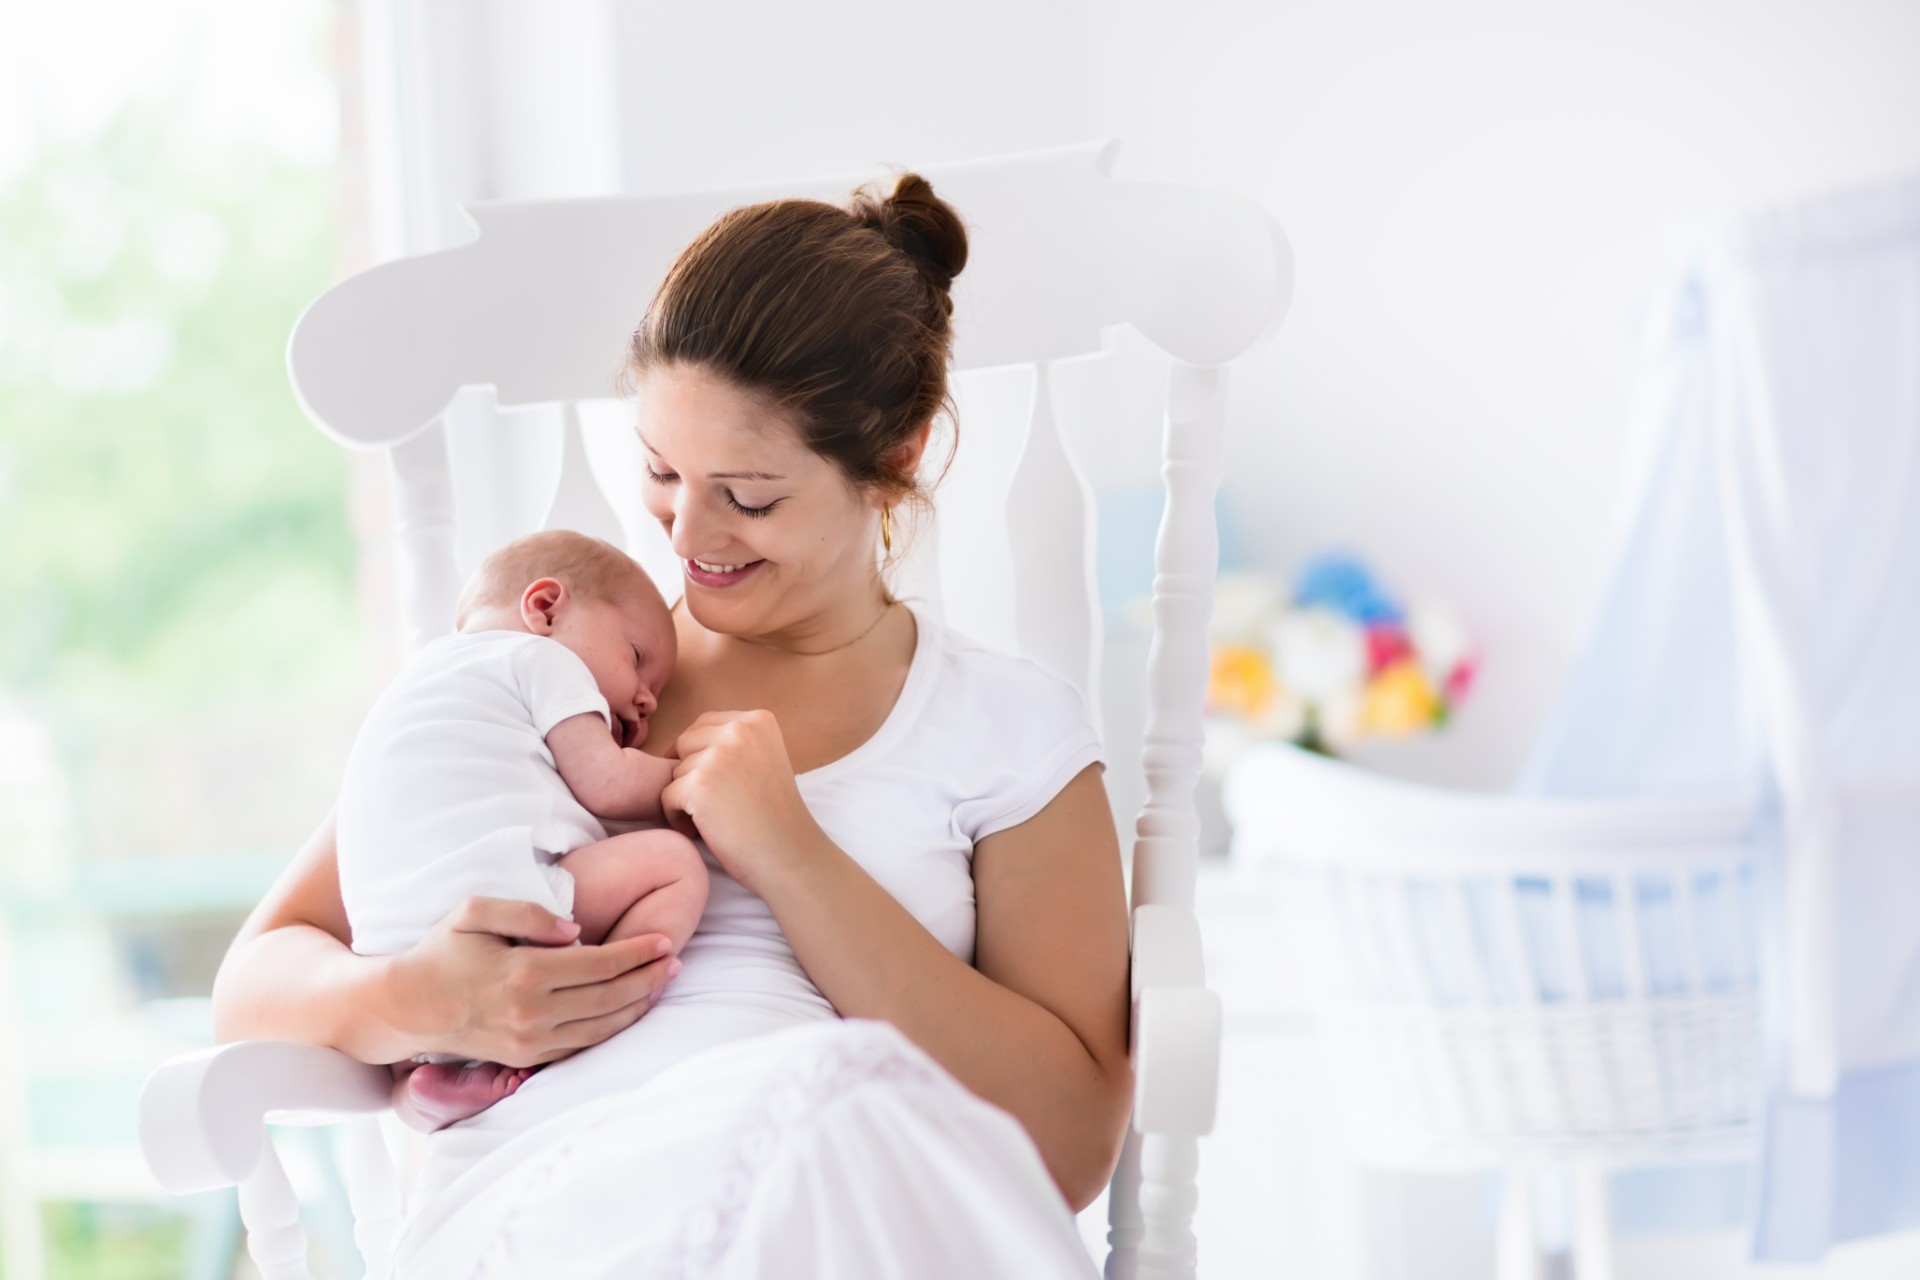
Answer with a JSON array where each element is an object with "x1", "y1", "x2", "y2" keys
[{"x1": 547, "y1": 713, "x2": 677, "y2": 823}]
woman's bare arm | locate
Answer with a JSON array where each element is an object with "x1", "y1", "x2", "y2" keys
[
  {"x1": 211, "y1": 809, "x2": 412, "y2": 1060},
  {"x1": 756, "y1": 764, "x2": 1133, "y2": 1211},
  {"x1": 211, "y1": 809, "x2": 681, "y2": 1066}
]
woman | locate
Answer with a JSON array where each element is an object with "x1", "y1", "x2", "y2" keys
[{"x1": 212, "y1": 172, "x2": 1133, "y2": 1276}]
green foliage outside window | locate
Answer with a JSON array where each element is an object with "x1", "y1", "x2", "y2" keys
[
  {"x1": 0, "y1": 105, "x2": 358, "y2": 717},
  {"x1": 0, "y1": 81, "x2": 376, "y2": 870}
]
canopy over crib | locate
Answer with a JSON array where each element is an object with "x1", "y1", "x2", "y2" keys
[{"x1": 1522, "y1": 169, "x2": 1920, "y2": 1261}]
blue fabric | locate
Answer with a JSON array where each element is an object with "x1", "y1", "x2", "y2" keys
[
  {"x1": 1754, "y1": 1061, "x2": 1920, "y2": 1259},
  {"x1": 1517, "y1": 170, "x2": 1920, "y2": 1260}
]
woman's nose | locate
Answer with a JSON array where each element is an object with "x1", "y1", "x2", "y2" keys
[{"x1": 666, "y1": 494, "x2": 710, "y2": 560}]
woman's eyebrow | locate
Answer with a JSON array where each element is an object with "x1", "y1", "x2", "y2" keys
[{"x1": 636, "y1": 430, "x2": 786, "y2": 481}]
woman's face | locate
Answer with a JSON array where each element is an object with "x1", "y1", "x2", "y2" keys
[{"x1": 634, "y1": 362, "x2": 883, "y2": 637}]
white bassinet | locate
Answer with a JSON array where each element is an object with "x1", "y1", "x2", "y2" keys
[{"x1": 1227, "y1": 741, "x2": 1761, "y2": 1279}]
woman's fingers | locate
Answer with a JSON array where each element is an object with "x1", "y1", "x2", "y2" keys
[
  {"x1": 552, "y1": 1001, "x2": 656, "y2": 1051},
  {"x1": 448, "y1": 896, "x2": 581, "y2": 947},
  {"x1": 506, "y1": 934, "x2": 677, "y2": 1037},
  {"x1": 525, "y1": 955, "x2": 679, "y2": 1063},
  {"x1": 668, "y1": 710, "x2": 756, "y2": 761},
  {"x1": 526, "y1": 1002, "x2": 652, "y2": 1065},
  {"x1": 539, "y1": 933, "x2": 674, "y2": 989},
  {"x1": 658, "y1": 778, "x2": 702, "y2": 840},
  {"x1": 542, "y1": 957, "x2": 674, "y2": 1026},
  {"x1": 405, "y1": 905, "x2": 670, "y2": 1065}
]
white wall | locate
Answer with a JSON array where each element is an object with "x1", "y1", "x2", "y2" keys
[
  {"x1": 607, "y1": 0, "x2": 1097, "y2": 192},
  {"x1": 1083, "y1": 0, "x2": 1920, "y2": 787},
  {"x1": 590, "y1": 0, "x2": 1920, "y2": 790}
]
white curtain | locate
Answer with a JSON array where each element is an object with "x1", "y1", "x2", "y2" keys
[{"x1": 1521, "y1": 171, "x2": 1920, "y2": 1262}]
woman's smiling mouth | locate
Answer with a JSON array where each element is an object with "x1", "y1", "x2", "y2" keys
[{"x1": 685, "y1": 559, "x2": 765, "y2": 587}]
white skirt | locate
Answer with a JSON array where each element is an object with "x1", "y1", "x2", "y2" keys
[{"x1": 393, "y1": 1018, "x2": 1100, "y2": 1279}]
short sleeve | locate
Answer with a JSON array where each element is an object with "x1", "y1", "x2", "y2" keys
[
  {"x1": 956, "y1": 661, "x2": 1107, "y2": 844},
  {"x1": 514, "y1": 638, "x2": 612, "y2": 737}
]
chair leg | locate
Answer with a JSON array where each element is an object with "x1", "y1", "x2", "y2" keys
[
  {"x1": 1571, "y1": 1163, "x2": 1614, "y2": 1280},
  {"x1": 344, "y1": 1116, "x2": 406, "y2": 1280},
  {"x1": 1103, "y1": 1127, "x2": 1143, "y2": 1280},
  {"x1": 237, "y1": 1139, "x2": 315, "y2": 1280},
  {"x1": 1496, "y1": 1168, "x2": 1546, "y2": 1280}
]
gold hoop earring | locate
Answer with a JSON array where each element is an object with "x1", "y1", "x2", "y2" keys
[{"x1": 880, "y1": 507, "x2": 894, "y2": 554}]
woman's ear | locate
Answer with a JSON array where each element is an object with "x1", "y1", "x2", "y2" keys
[
  {"x1": 875, "y1": 420, "x2": 934, "y2": 504},
  {"x1": 520, "y1": 578, "x2": 569, "y2": 634}
]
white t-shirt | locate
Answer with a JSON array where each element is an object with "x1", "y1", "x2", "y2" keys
[
  {"x1": 420, "y1": 598, "x2": 1107, "y2": 1180},
  {"x1": 337, "y1": 629, "x2": 615, "y2": 957}
]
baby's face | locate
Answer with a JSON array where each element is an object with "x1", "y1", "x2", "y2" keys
[{"x1": 552, "y1": 590, "x2": 677, "y2": 749}]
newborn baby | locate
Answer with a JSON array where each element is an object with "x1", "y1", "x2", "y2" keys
[{"x1": 336, "y1": 529, "x2": 708, "y2": 1131}]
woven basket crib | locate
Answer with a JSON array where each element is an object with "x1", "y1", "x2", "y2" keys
[{"x1": 1225, "y1": 740, "x2": 1764, "y2": 1277}]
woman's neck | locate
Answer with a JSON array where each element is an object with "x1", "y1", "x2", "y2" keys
[{"x1": 672, "y1": 587, "x2": 902, "y2": 664}]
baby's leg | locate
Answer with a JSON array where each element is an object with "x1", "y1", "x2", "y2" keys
[
  {"x1": 563, "y1": 828, "x2": 709, "y2": 953},
  {"x1": 389, "y1": 1059, "x2": 536, "y2": 1133}
]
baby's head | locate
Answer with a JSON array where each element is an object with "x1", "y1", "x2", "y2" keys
[{"x1": 457, "y1": 530, "x2": 676, "y2": 748}]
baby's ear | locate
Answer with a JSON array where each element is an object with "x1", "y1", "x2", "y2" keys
[{"x1": 520, "y1": 577, "x2": 568, "y2": 633}]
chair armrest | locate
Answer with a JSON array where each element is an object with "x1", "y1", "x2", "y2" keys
[
  {"x1": 138, "y1": 1041, "x2": 393, "y2": 1193},
  {"x1": 1130, "y1": 903, "x2": 1222, "y2": 1135}
]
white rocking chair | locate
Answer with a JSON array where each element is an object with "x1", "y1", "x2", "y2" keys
[{"x1": 135, "y1": 140, "x2": 1293, "y2": 1279}]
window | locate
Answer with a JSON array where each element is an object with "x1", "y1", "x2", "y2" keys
[{"x1": 0, "y1": 1, "x2": 378, "y2": 1273}]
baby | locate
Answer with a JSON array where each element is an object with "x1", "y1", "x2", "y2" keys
[{"x1": 336, "y1": 529, "x2": 708, "y2": 1131}]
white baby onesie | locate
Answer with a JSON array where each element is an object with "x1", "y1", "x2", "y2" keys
[{"x1": 338, "y1": 629, "x2": 614, "y2": 958}]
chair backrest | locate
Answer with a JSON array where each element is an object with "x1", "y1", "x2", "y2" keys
[
  {"x1": 290, "y1": 139, "x2": 1288, "y2": 696},
  {"x1": 287, "y1": 140, "x2": 1293, "y2": 1278}
]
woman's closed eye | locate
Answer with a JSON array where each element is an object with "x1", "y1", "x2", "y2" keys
[{"x1": 642, "y1": 464, "x2": 776, "y2": 518}]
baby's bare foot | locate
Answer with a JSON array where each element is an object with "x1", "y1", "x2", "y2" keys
[{"x1": 398, "y1": 1061, "x2": 533, "y2": 1132}]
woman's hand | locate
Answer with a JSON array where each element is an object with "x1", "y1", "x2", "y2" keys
[
  {"x1": 661, "y1": 709, "x2": 825, "y2": 896},
  {"x1": 213, "y1": 814, "x2": 678, "y2": 1068},
  {"x1": 394, "y1": 897, "x2": 680, "y2": 1067}
]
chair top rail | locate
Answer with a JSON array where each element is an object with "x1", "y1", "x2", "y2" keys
[{"x1": 288, "y1": 139, "x2": 1292, "y2": 451}]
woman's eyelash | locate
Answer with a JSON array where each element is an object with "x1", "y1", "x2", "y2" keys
[{"x1": 644, "y1": 464, "x2": 775, "y2": 518}]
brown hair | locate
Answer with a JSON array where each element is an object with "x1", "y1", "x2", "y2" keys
[
  {"x1": 455, "y1": 529, "x2": 660, "y2": 629},
  {"x1": 620, "y1": 170, "x2": 969, "y2": 567}
]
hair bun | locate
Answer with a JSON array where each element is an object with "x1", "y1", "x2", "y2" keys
[{"x1": 850, "y1": 171, "x2": 969, "y2": 298}]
